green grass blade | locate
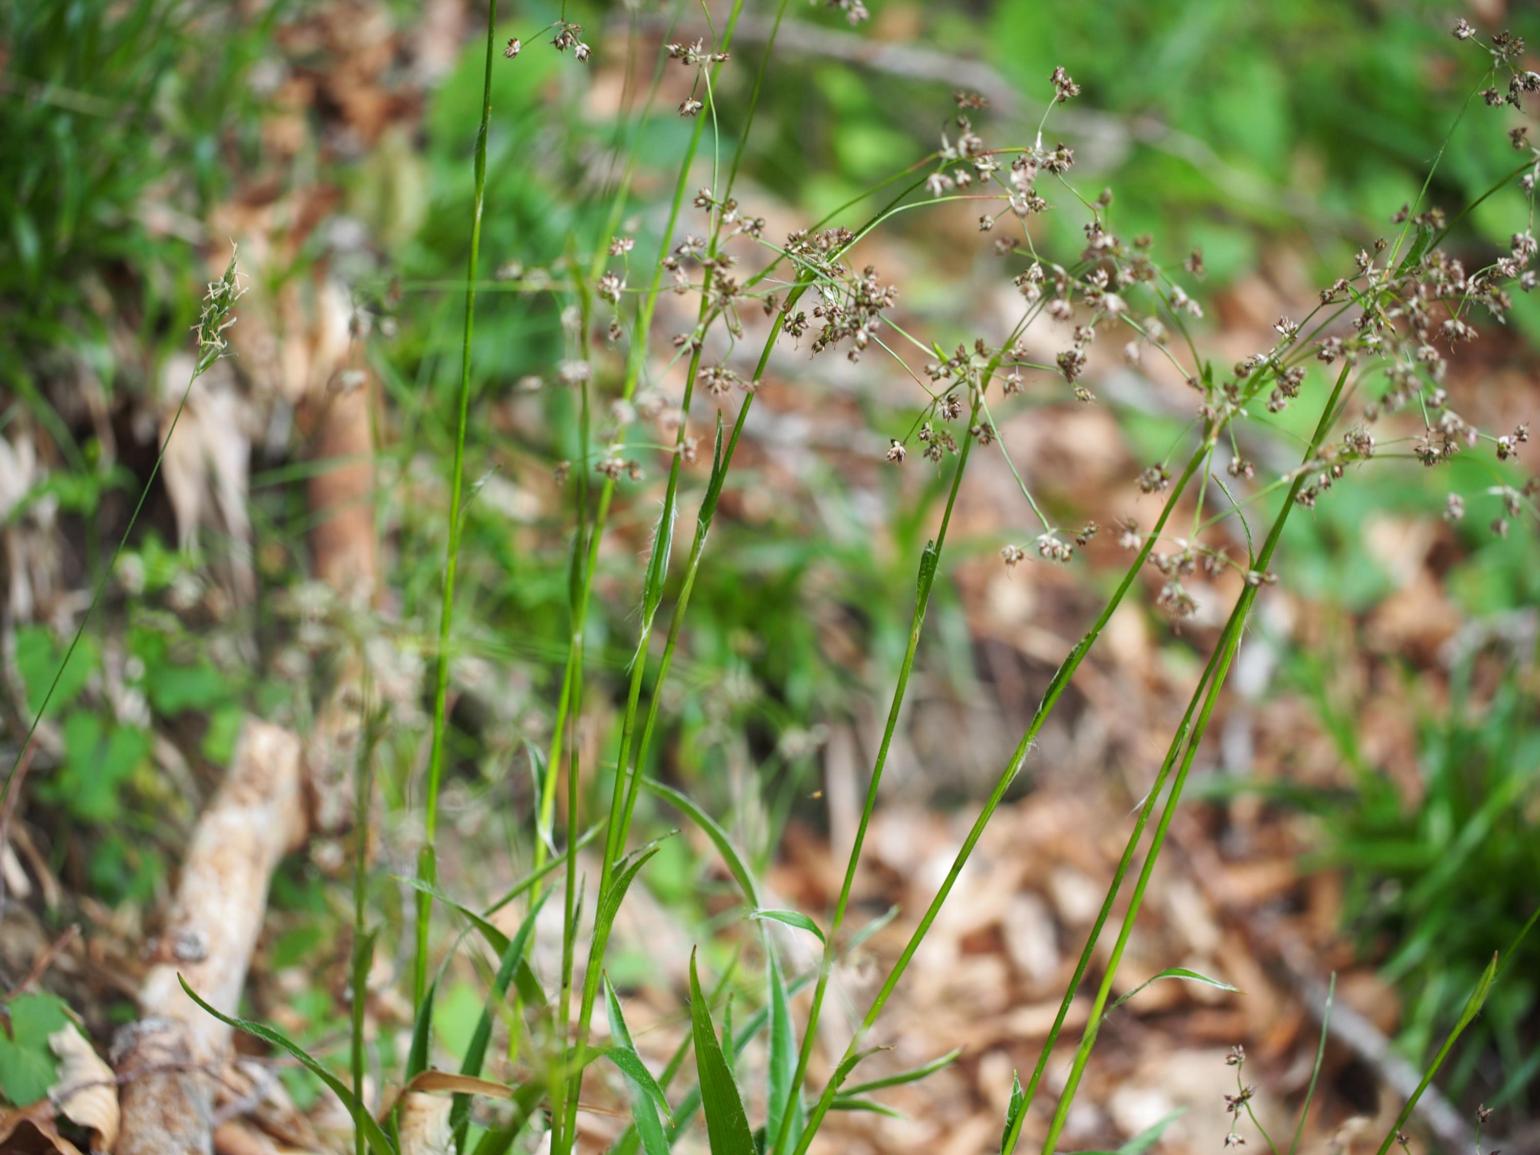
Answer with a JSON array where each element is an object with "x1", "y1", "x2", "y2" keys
[
  {"x1": 451, "y1": 892, "x2": 548, "y2": 1151},
  {"x1": 482, "y1": 825, "x2": 600, "y2": 918},
  {"x1": 416, "y1": 0, "x2": 498, "y2": 1008},
  {"x1": 1000, "y1": 1072, "x2": 1024, "y2": 1155},
  {"x1": 830, "y1": 1097, "x2": 903, "y2": 1118},
  {"x1": 351, "y1": 927, "x2": 378, "y2": 1155},
  {"x1": 1078, "y1": 1109, "x2": 1187, "y2": 1155},
  {"x1": 842, "y1": 1048, "x2": 961, "y2": 1097},
  {"x1": 399, "y1": 876, "x2": 548, "y2": 1010},
  {"x1": 466, "y1": 1082, "x2": 548, "y2": 1155},
  {"x1": 689, "y1": 950, "x2": 756, "y2": 1155},
  {"x1": 765, "y1": 950, "x2": 802, "y2": 1153},
  {"x1": 1288, "y1": 974, "x2": 1334, "y2": 1155},
  {"x1": 178, "y1": 976, "x2": 397, "y2": 1155},
  {"x1": 643, "y1": 780, "x2": 760, "y2": 908},
  {"x1": 407, "y1": 979, "x2": 436, "y2": 1081},
  {"x1": 1374, "y1": 953, "x2": 1498, "y2": 1155},
  {"x1": 605, "y1": 977, "x2": 674, "y2": 1152},
  {"x1": 752, "y1": 909, "x2": 824, "y2": 944},
  {"x1": 1105, "y1": 967, "x2": 1239, "y2": 1014}
]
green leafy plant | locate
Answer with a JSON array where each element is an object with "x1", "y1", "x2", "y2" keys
[{"x1": 0, "y1": 992, "x2": 71, "y2": 1107}]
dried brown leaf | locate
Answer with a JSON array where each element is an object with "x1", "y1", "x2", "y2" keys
[{"x1": 47, "y1": 1026, "x2": 118, "y2": 1151}]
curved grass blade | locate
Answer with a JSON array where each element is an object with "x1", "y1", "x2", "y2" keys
[
  {"x1": 178, "y1": 975, "x2": 397, "y2": 1155},
  {"x1": 644, "y1": 779, "x2": 760, "y2": 908},
  {"x1": 766, "y1": 950, "x2": 802, "y2": 1153},
  {"x1": 1106, "y1": 967, "x2": 1239, "y2": 1015},
  {"x1": 752, "y1": 909, "x2": 823, "y2": 944},
  {"x1": 399, "y1": 876, "x2": 548, "y2": 1009},
  {"x1": 605, "y1": 977, "x2": 672, "y2": 1155},
  {"x1": 1078, "y1": 1108, "x2": 1187, "y2": 1155},
  {"x1": 843, "y1": 1048, "x2": 961, "y2": 1097},
  {"x1": 451, "y1": 891, "x2": 547, "y2": 1151},
  {"x1": 689, "y1": 950, "x2": 755, "y2": 1155},
  {"x1": 830, "y1": 1097, "x2": 902, "y2": 1118}
]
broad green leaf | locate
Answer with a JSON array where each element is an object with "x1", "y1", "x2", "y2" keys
[
  {"x1": 1106, "y1": 967, "x2": 1239, "y2": 1014},
  {"x1": 644, "y1": 780, "x2": 760, "y2": 908},
  {"x1": 178, "y1": 977, "x2": 397, "y2": 1155},
  {"x1": 688, "y1": 950, "x2": 755, "y2": 1155},
  {"x1": 604, "y1": 977, "x2": 672, "y2": 1155},
  {"x1": 14, "y1": 627, "x2": 97, "y2": 719},
  {"x1": 0, "y1": 993, "x2": 71, "y2": 1105},
  {"x1": 752, "y1": 909, "x2": 824, "y2": 944}
]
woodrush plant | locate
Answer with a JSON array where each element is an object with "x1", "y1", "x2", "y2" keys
[{"x1": 22, "y1": 5, "x2": 1536, "y2": 1155}]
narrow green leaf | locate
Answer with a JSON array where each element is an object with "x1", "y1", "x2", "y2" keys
[
  {"x1": 605, "y1": 977, "x2": 672, "y2": 1155},
  {"x1": 1075, "y1": 1108, "x2": 1187, "y2": 1155},
  {"x1": 178, "y1": 976, "x2": 397, "y2": 1155},
  {"x1": 399, "y1": 876, "x2": 548, "y2": 1009},
  {"x1": 645, "y1": 780, "x2": 760, "y2": 908},
  {"x1": 752, "y1": 909, "x2": 824, "y2": 944},
  {"x1": 1289, "y1": 975, "x2": 1335, "y2": 1155},
  {"x1": 481, "y1": 825, "x2": 600, "y2": 917},
  {"x1": 689, "y1": 950, "x2": 756, "y2": 1155},
  {"x1": 844, "y1": 1048, "x2": 961, "y2": 1096},
  {"x1": 765, "y1": 950, "x2": 802, "y2": 1152},
  {"x1": 830, "y1": 1096, "x2": 903, "y2": 1118},
  {"x1": 599, "y1": 841, "x2": 667, "y2": 940},
  {"x1": 451, "y1": 892, "x2": 547, "y2": 1151},
  {"x1": 1374, "y1": 952, "x2": 1500, "y2": 1155},
  {"x1": 406, "y1": 979, "x2": 436, "y2": 1081},
  {"x1": 467, "y1": 1081, "x2": 548, "y2": 1155},
  {"x1": 847, "y1": 904, "x2": 899, "y2": 953},
  {"x1": 1106, "y1": 967, "x2": 1239, "y2": 1014},
  {"x1": 1000, "y1": 1071, "x2": 1024, "y2": 1155}
]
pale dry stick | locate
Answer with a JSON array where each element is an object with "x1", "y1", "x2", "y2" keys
[{"x1": 114, "y1": 720, "x2": 307, "y2": 1155}]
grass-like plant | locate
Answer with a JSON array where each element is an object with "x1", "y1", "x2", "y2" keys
[{"x1": 9, "y1": 4, "x2": 1540, "y2": 1155}]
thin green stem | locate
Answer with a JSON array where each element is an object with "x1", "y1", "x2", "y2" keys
[
  {"x1": 792, "y1": 436, "x2": 1212, "y2": 1155},
  {"x1": 771, "y1": 389, "x2": 985, "y2": 1155},
  {"x1": 1037, "y1": 363, "x2": 1350, "y2": 1155},
  {"x1": 413, "y1": 0, "x2": 497, "y2": 1008}
]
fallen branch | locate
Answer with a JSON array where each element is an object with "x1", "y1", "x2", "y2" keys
[{"x1": 113, "y1": 720, "x2": 306, "y2": 1155}]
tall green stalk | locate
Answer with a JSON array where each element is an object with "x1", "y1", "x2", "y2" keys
[
  {"x1": 534, "y1": 3, "x2": 747, "y2": 868},
  {"x1": 413, "y1": 0, "x2": 497, "y2": 1007},
  {"x1": 769, "y1": 385, "x2": 989, "y2": 1155},
  {"x1": 791, "y1": 432, "x2": 1213, "y2": 1155},
  {"x1": 1034, "y1": 363, "x2": 1352, "y2": 1155}
]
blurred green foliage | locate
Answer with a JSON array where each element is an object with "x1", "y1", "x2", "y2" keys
[{"x1": 0, "y1": 0, "x2": 275, "y2": 400}]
